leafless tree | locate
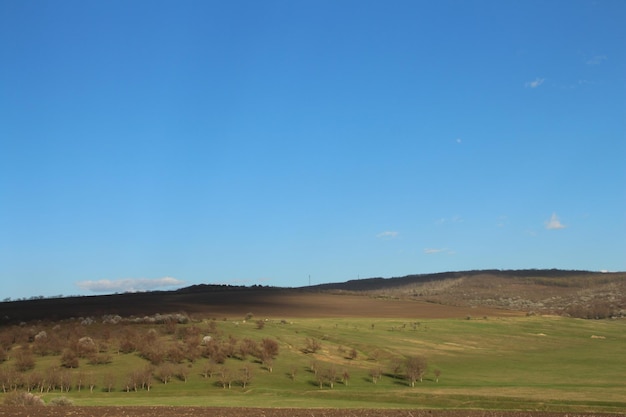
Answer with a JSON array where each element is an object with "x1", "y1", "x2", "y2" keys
[
  {"x1": 239, "y1": 364, "x2": 253, "y2": 388},
  {"x1": 405, "y1": 356, "x2": 427, "y2": 387},
  {"x1": 86, "y1": 372, "x2": 97, "y2": 393},
  {"x1": 14, "y1": 348, "x2": 35, "y2": 372},
  {"x1": 239, "y1": 338, "x2": 259, "y2": 360},
  {"x1": 175, "y1": 364, "x2": 191, "y2": 382},
  {"x1": 218, "y1": 367, "x2": 234, "y2": 389},
  {"x1": 341, "y1": 369, "x2": 350, "y2": 386},
  {"x1": 155, "y1": 364, "x2": 174, "y2": 384},
  {"x1": 303, "y1": 338, "x2": 321, "y2": 354},
  {"x1": 324, "y1": 366, "x2": 337, "y2": 389},
  {"x1": 348, "y1": 348, "x2": 358, "y2": 360},
  {"x1": 103, "y1": 372, "x2": 116, "y2": 392},
  {"x1": 24, "y1": 371, "x2": 41, "y2": 393},
  {"x1": 60, "y1": 349, "x2": 79, "y2": 368},
  {"x1": 369, "y1": 367, "x2": 382, "y2": 384},
  {"x1": 58, "y1": 369, "x2": 72, "y2": 392},
  {"x1": 75, "y1": 371, "x2": 85, "y2": 392},
  {"x1": 201, "y1": 359, "x2": 217, "y2": 379}
]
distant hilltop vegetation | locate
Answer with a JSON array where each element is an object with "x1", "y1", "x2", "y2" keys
[{"x1": 1, "y1": 269, "x2": 624, "y2": 323}]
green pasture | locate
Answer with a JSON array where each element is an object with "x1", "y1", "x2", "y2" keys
[{"x1": 3, "y1": 315, "x2": 625, "y2": 412}]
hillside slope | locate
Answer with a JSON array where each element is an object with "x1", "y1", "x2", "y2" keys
[
  {"x1": 1, "y1": 270, "x2": 623, "y2": 323},
  {"x1": 314, "y1": 269, "x2": 626, "y2": 318}
]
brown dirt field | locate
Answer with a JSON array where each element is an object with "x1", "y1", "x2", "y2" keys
[
  {"x1": 0, "y1": 288, "x2": 523, "y2": 323},
  {"x1": 0, "y1": 407, "x2": 623, "y2": 417}
]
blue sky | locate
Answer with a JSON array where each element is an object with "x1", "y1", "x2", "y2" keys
[{"x1": 1, "y1": 0, "x2": 625, "y2": 299}]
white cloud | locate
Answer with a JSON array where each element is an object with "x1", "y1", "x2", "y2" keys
[
  {"x1": 76, "y1": 277, "x2": 185, "y2": 293},
  {"x1": 525, "y1": 77, "x2": 545, "y2": 88},
  {"x1": 545, "y1": 213, "x2": 566, "y2": 230},
  {"x1": 586, "y1": 55, "x2": 607, "y2": 65},
  {"x1": 377, "y1": 231, "x2": 399, "y2": 239},
  {"x1": 424, "y1": 248, "x2": 446, "y2": 254}
]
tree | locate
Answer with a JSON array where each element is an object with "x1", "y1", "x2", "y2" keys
[
  {"x1": 60, "y1": 349, "x2": 79, "y2": 369},
  {"x1": 218, "y1": 367, "x2": 234, "y2": 389},
  {"x1": 103, "y1": 372, "x2": 116, "y2": 392},
  {"x1": 348, "y1": 348, "x2": 358, "y2": 360},
  {"x1": 14, "y1": 348, "x2": 35, "y2": 372},
  {"x1": 175, "y1": 364, "x2": 190, "y2": 383},
  {"x1": 434, "y1": 368, "x2": 441, "y2": 383},
  {"x1": 155, "y1": 364, "x2": 174, "y2": 384},
  {"x1": 259, "y1": 338, "x2": 279, "y2": 373},
  {"x1": 239, "y1": 338, "x2": 259, "y2": 360},
  {"x1": 201, "y1": 359, "x2": 217, "y2": 379},
  {"x1": 341, "y1": 369, "x2": 350, "y2": 386},
  {"x1": 369, "y1": 367, "x2": 382, "y2": 384},
  {"x1": 405, "y1": 356, "x2": 427, "y2": 387},
  {"x1": 303, "y1": 338, "x2": 321, "y2": 354},
  {"x1": 323, "y1": 366, "x2": 337, "y2": 389},
  {"x1": 86, "y1": 372, "x2": 97, "y2": 393},
  {"x1": 239, "y1": 364, "x2": 253, "y2": 388}
]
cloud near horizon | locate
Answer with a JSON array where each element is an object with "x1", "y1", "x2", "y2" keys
[
  {"x1": 545, "y1": 213, "x2": 566, "y2": 230},
  {"x1": 75, "y1": 277, "x2": 185, "y2": 293}
]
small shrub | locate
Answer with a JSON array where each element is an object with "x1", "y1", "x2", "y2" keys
[
  {"x1": 3, "y1": 391, "x2": 45, "y2": 406},
  {"x1": 49, "y1": 396, "x2": 74, "y2": 406}
]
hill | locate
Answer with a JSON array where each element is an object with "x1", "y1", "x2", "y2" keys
[{"x1": 1, "y1": 269, "x2": 624, "y2": 323}]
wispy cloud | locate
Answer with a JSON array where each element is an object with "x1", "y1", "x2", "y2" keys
[
  {"x1": 436, "y1": 215, "x2": 463, "y2": 225},
  {"x1": 586, "y1": 55, "x2": 607, "y2": 65},
  {"x1": 424, "y1": 248, "x2": 447, "y2": 254},
  {"x1": 525, "y1": 77, "x2": 545, "y2": 88},
  {"x1": 377, "y1": 231, "x2": 399, "y2": 239},
  {"x1": 545, "y1": 213, "x2": 566, "y2": 230},
  {"x1": 76, "y1": 277, "x2": 185, "y2": 293}
]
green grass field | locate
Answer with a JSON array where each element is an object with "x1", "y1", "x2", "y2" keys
[{"x1": 3, "y1": 315, "x2": 625, "y2": 412}]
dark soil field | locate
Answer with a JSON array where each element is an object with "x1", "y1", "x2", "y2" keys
[
  {"x1": 0, "y1": 287, "x2": 522, "y2": 324},
  {"x1": 2, "y1": 269, "x2": 623, "y2": 324},
  {"x1": 0, "y1": 407, "x2": 623, "y2": 417}
]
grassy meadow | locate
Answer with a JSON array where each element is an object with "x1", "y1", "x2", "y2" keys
[{"x1": 1, "y1": 314, "x2": 625, "y2": 412}]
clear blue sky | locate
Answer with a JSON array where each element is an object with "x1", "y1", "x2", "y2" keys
[{"x1": 1, "y1": 0, "x2": 625, "y2": 299}]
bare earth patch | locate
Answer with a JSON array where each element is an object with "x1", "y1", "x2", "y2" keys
[{"x1": 0, "y1": 407, "x2": 623, "y2": 417}]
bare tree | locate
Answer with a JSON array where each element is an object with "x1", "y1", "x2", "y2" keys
[
  {"x1": 239, "y1": 338, "x2": 259, "y2": 360},
  {"x1": 405, "y1": 356, "x2": 427, "y2": 387},
  {"x1": 60, "y1": 349, "x2": 79, "y2": 369},
  {"x1": 14, "y1": 348, "x2": 35, "y2": 372},
  {"x1": 341, "y1": 369, "x2": 350, "y2": 386},
  {"x1": 218, "y1": 367, "x2": 234, "y2": 389},
  {"x1": 260, "y1": 338, "x2": 279, "y2": 373},
  {"x1": 348, "y1": 348, "x2": 358, "y2": 360},
  {"x1": 303, "y1": 338, "x2": 321, "y2": 354},
  {"x1": 434, "y1": 368, "x2": 441, "y2": 383},
  {"x1": 103, "y1": 372, "x2": 116, "y2": 392},
  {"x1": 201, "y1": 359, "x2": 217, "y2": 379},
  {"x1": 324, "y1": 366, "x2": 337, "y2": 389},
  {"x1": 288, "y1": 367, "x2": 298, "y2": 382},
  {"x1": 175, "y1": 364, "x2": 190, "y2": 382},
  {"x1": 369, "y1": 367, "x2": 382, "y2": 384},
  {"x1": 155, "y1": 364, "x2": 174, "y2": 384},
  {"x1": 239, "y1": 364, "x2": 253, "y2": 388},
  {"x1": 86, "y1": 372, "x2": 97, "y2": 393}
]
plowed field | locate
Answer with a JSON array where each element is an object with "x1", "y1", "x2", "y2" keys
[{"x1": 0, "y1": 407, "x2": 623, "y2": 417}]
